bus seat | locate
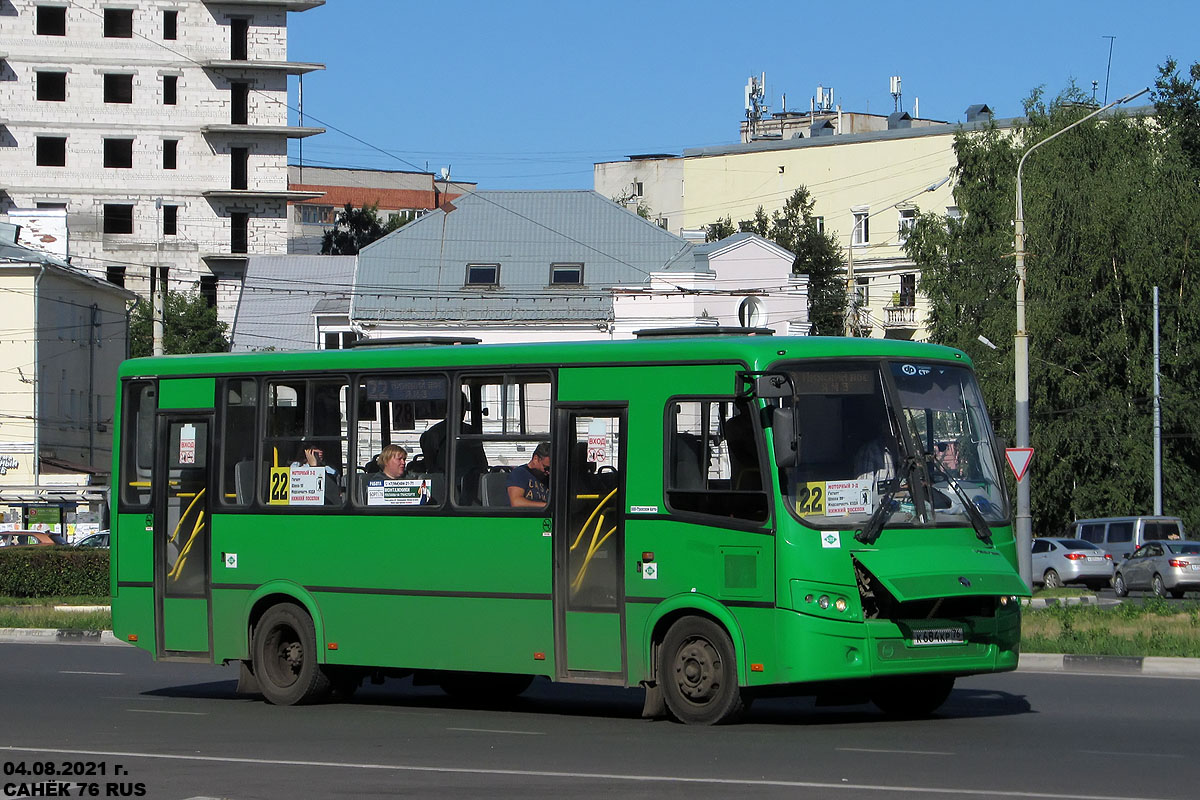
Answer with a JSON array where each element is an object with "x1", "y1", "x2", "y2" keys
[
  {"x1": 672, "y1": 433, "x2": 705, "y2": 490},
  {"x1": 354, "y1": 472, "x2": 368, "y2": 506},
  {"x1": 234, "y1": 460, "x2": 257, "y2": 505},
  {"x1": 480, "y1": 470, "x2": 511, "y2": 507}
]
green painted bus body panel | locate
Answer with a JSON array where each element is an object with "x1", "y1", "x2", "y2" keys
[
  {"x1": 853, "y1": 543, "x2": 1030, "y2": 601},
  {"x1": 112, "y1": 586, "x2": 156, "y2": 652},
  {"x1": 162, "y1": 597, "x2": 208, "y2": 651},
  {"x1": 206, "y1": 513, "x2": 554, "y2": 673},
  {"x1": 564, "y1": 611, "x2": 623, "y2": 672},
  {"x1": 158, "y1": 378, "x2": 215, "y2": 410}
]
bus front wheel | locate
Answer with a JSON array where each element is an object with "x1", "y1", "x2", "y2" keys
[
  {"x1": 658, "y1": 616, "x2": 745, "y2": 725},
  {"x1": 253, "y1": 603, "x2": 331, "y2": 706}
]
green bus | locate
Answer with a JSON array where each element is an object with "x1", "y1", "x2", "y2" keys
[{"x1": 110, "y1": 331, "x2": 1026, "y2": 724}]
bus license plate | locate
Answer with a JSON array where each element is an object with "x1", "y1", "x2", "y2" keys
[{"x1": 912, "y1": 628, "x2": 964, "y2": 646}]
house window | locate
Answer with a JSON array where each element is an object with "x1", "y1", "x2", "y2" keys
[
  {"x1": 162, "y1": 204, "x2": 177, "y2": 236},
  {"x1": 103, "y1": 73, "x2": 134, "y2": 104},
  {"x1": 164, "y1": 75, "x2": 178, "y2": 105},
  {"x1": 231, "y1": 82, "x2": 249, "y2": 124},
  {"x1": 897, "y1": 208, "x2": 917, "y2": 243},
  {"x1": 466, "y1": 264, "x2": 499, "y2": 286},
  {"x1": 656, "y1": 217, "x2": 668, "y2": 229},
  {"x1": 299, "y1": 205, "x2": 334, "y2": 224},
  {"x1": 36, "y1": 71, "x2": 67, "y2": 101},
  {"x1": 814, "y1": 216, "x2": 825, "y2": 235},
  {"x1": 322, "y1": 331, "x2": 355, "y2": 350},
  {"x1": 163, "y1": 10, "x2": 178, "y2": 40},
  {"x1": 163, "y1": 139, "x2": 178, "y2": 170},
  {"x1": 36, "y1": 6, "x2": 66, "y2": 36},
  {"x1": 36, "y1": 136, "x2": 67, "y2": 167},
  {"x1": 899, "y1": 274, "x2": 916, "y2": 307},
  {"x1": 200, "y1": 275, "x2": 217, "y2": 307},
  {"x1": 856, "y1": 276, "x2": 869, "y2": 306},
  {"x1": 36, "y1": 202, "x2": 67, "y2": 209},
  {"x1": 946, "y1": 206, "x2": 962, "y2": 220},
  {"x1": 103, "y1": 204, "x2": 134, "y2": 235},
  {"x1": 231, "y1": 147, "x2": 248, "y2": 189},
  {"x1": 852, "y1": 210, "x2": 869, "y2": 246},
  {"x1": 103, "y1": 138, "x2": 133, "y2": 168},
  {"x1": 103, "y1": 8, "x2": 133, "y2": 38},
  {"x1": 106, "y1": 266, "x2": 126, "y2": 287},
  {"x1": 230, "y1": 18, "x2": 249, "y2": 60},
  {"x1": 231, "y1": 212, "x2": 248, "y2": 253},
  {"x1": 550, "y1": 264, "x2": 583, "y2": 285},
  {"x1": 634, "y1": 181, "x2": 643, "y2": 197}
]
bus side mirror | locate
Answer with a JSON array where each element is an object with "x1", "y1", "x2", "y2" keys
[
  {"x1": 769, "y1": 406, "x2": 798, "y2": 468},
  {"x1": 753, "y1": 373, "x2": 792, "y2": 398}
]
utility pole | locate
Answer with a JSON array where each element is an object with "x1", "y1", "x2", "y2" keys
[
  {"x1": 1153, "y1": 285, "x2": 1161, "y2": 515},
  {"x1": 153, "y1": 199, "x2": 164, "y2": 356}
]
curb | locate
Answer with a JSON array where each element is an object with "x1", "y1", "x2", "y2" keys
[
  {"x1": 1018, "y1": 652, "x2": 1200, "y2": 678},
  {"x1": 0, "y1": 628, "x2": 126, "y2": 646},
  {"x1": 1023, "y1": 595, "x2": 1108, "y2": 608}
]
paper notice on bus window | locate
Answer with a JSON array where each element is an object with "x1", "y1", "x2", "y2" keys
[
  {"x1": 288, "y1": 466, "x2": 325, "y2": 505},
  {"x1": 178, "y1": 424, "x2": 196, "y2": 465},
  {"x1": 825, "y1": 479, "x2": 871, "y2": 516},
  {"x1": 587, "y1": 419, "x2": 608, "y2": 465},
  {"x1": 367, "y1": 479, "x2": 429, "y2": 506}
]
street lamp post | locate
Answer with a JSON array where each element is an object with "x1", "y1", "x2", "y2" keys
[
  {"x1": 1012, "y1": 87, "x2": 1148, "y2": 588},
  {"x1": 844, "y1": 177, "x2": 950, "y2": 336}
]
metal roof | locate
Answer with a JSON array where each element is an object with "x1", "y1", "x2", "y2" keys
[
  {"x1": 352, "y1": 190, "x2": 694, "y2": 323},
  {"x1": 230, "y1": 255, "x2": 355, "y2": 351}
]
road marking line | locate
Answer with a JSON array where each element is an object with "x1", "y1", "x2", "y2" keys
[
  {"x1": 838, "y1": 747, "x2": 953, "y2": 756},
  {"x1": 446, "y1": 727, "x2": 545, "y2": 735},
  {"x1": 1079, "y1": 750, "x2": 1185, "y2": 759},
  {"x1": 0, "y1": 744, "x2": 1171, "y2": 799},
  {"x1": 126, "y1": 709, "x2": 207, "y2": 716},
  {"x1": 60, "y1": 670, "x2": 122, "y2": 675}
]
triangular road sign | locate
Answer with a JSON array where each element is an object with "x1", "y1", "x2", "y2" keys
[{"x1": 1005, "y1": 448, "x2": 1034, "y2": 482}]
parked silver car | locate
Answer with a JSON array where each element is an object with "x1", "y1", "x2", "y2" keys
[
  {"x1": 1031, "y1": 537, "x2": 1114, "y2": 590},
  {"x1": 1113, "y1": 540, "x2": 1200, "y2": 599}
]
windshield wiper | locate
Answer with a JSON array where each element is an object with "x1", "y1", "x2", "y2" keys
[
  {"x1": 925, "y1": 453, "x2": 994, "y2": 545},
  {"x1": 855, "y1": 455, "x2": 918, "y2": 545}
]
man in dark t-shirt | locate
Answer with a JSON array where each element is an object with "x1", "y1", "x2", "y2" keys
[{"x1": 507, "y1": 442, "x2": 550, "y2": 507}]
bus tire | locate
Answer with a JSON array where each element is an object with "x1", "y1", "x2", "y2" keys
[
  {"x1": 252, "y1": 603, "x2": 331, "y2": 706},
  {"x1": 658, "y1": 616, "x2": 744, "y2": 725},
  {"x1": 870, "y1": 675, "x2": 955, "y2": 718}
]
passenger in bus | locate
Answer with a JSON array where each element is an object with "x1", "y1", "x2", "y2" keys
[
  {"x1": 507, "y1": 442, "x2": 551, "y2": 507},
  {"x1": 369, "y1": 445, "x2": 408, "y2": 482},
  {"x1": 292, "y1": 438, "x2": 342, "y2": 504}
]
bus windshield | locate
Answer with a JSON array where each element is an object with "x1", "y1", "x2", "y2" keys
[{"x1": 776, "y1": 360, "x2": 1009, "y2": 531}]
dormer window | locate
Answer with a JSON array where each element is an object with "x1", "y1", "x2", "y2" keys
[
  {"x1": 466, "y1": 264, "x2": 499, "y2": 286},
  {"x1": 550, "y1": 264, "x2": 582, "y2": 285}
]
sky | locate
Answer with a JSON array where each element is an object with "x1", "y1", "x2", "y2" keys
[{"x1": 286, "y1": 0, "x2": 1200, "y2": 191}]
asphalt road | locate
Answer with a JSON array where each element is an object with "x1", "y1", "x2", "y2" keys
[{"x1": 2, "y1": 642, "x2": 1198, "y2": 800}]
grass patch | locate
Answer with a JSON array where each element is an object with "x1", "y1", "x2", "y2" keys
[
  {"x1": 1031, "y1": 587, "x2": 1093, "y2": 598},
  {"x1": 1021, "y1": 598, "x2": 1200, "y2": 657},
  {"x1": 0, "y1": 595, "x2": 109, "y2": 607},
  {"x1": 0, "y1": 606, "x2": 111, "y2": 630}
]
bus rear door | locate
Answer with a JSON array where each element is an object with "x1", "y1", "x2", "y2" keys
[
  {"x1": 554, "y1": 407, "x2": 627, "y2": 681},
  {"x1": 154, "y1": 413, "x2": 214, "y2": 658}
]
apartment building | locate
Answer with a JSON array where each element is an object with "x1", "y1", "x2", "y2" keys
[
  {"x1": 0, "y1": 0, "x2": 325, "y2": 328},
  {"x1": 595, "y1": 105, "x2": 1003, "y2": 341}
]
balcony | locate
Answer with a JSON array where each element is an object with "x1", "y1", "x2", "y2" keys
[
  {"x1": 201, "y1": 124, "x2": 325, "y2": 139},
  {"x1": 201, "y1": 60, "x2": 325, "y2": 76},
  {"x1": 884, "y1": 304, "x2": 919, "y2": 330},
  {"x1": 202, "y1": 189, "x2": 324, "y2": 201},
  {"x1": 202, "y1": 1, "x2": 326, "y2": 9}
]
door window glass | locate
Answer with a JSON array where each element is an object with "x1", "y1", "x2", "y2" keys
[
  {"x1": 565, "y1": 412, "x2": 622, "y2": 611},
  {"x1": 163, "y1": 420, "x2": 209, "y2": 598},
  {"x1": 666, "y1": 398, "x2": 767, "y2": 523},
  {"x1": 119, "y1": 381, "x2": 157, "y2": 509}
]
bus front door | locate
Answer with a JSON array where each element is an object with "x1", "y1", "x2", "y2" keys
[
  {"x1": 554, "y1": 408, "x2": 627, "y2": 680},
  {"x1": 153, "y1": 414, "x2": 214, "y2": 658}
]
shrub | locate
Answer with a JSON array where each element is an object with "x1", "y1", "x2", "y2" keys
[{"x1": 0, "y1": 547, "x2": 109, "y2": 597}]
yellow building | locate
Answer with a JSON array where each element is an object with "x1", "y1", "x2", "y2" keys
[{"x1": 595, "y1": 106, "x2": 1007, "y2": 340}]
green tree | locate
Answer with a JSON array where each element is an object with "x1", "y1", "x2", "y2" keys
[
  {"x1": 130, "y1": 290, "x2": 230, "y2": 357},
  {"x1": 904, "y1": 66, "x2": 1200, "y2": 535},
  {"x1": 321, "y1": 203, "x2": 406, "y2": 255},
  {"x1": 703, "y1": 188, "x2": 846, "y2": 335}
]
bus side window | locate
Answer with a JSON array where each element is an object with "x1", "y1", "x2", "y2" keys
[
  {"x1": 665, "y1": 398, "x2": 768, "y2": 524},
  {"x1": 119, "y1": 381, "x2": 156, "y2": 509},
  {"x1": 455, "y1": 372, "x2": 551, "y2": 509},
  {"x1": 262, "y1": 378, "x2": 349, "y2": 508},
  {"x1": 220, "y1": 378, "x2": 258, "y2": 507}
]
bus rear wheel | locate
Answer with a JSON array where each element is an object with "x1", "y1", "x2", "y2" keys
[
  {"x1": 870, "y1": 675, "x2": 955, "y2": 718},
  {"x1": 658, "y1": 616, "x2": 745, "y2": 725},
  {"x1": 253, "y1": 603, "x2": 330, "y2": 706}
]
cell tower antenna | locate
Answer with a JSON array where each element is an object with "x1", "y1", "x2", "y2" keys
[
  {"x1": 890, "y1": 76, "x2": 902, "y2": 113},
  {"x1": 745, "y1": 73, "x2": 768, "y2": 136}
]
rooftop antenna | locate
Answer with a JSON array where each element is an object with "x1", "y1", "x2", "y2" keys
[
  {"x1": 1102, "y1": 35, "x2": 1116, "y2": 103},
  {"x1": 890, "y1": 75, "x2": 903, "y2": 113},
  {"x1": 814, "y1": 84, "x2": 834, "y2": 113},
  {"x1": 745, "y1": 73, "x2": 767, "y2": 136}
]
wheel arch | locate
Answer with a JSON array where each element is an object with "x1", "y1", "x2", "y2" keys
[
  {"x1": 244, "y1": 581, "x2": 326, "y2": 664},
  {"x1": 639, "y1": 594, "x2": 747, "y2": 687}
]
